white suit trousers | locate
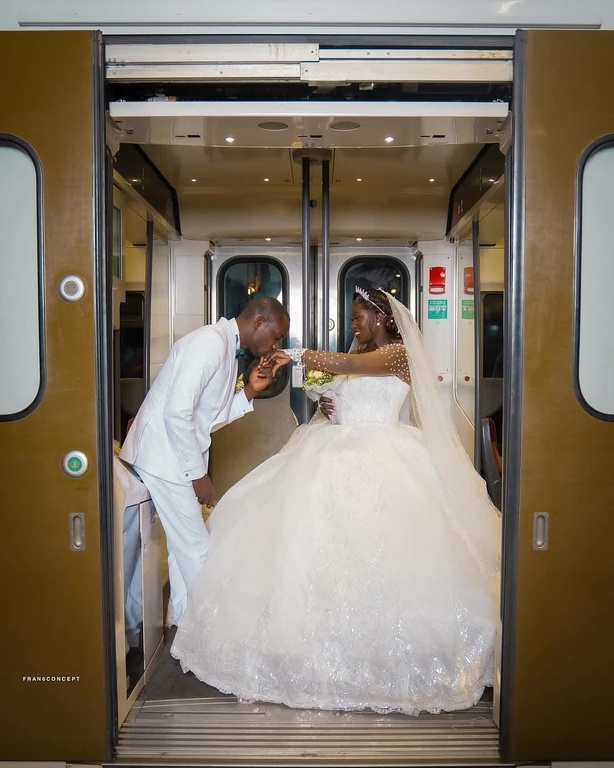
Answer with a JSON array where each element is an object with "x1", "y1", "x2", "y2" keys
[{"x1": 134, "y1": 466, "x2": 210, "y2": 625}]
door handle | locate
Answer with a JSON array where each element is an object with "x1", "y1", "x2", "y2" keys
[
  {"x1": 533, "y1": 512, "x2": 549, "y2": 551},
  {"x1": 69, "y1": 512, "x2": 86, "y2": 551}
]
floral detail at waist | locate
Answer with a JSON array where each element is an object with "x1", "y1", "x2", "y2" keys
[{"x1": 234, "y1": 373, "x2": 245, "y2": 394}]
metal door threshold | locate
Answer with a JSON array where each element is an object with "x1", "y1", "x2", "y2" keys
[{"x1": 116, "y1": 695, "x2": 500, "y2": 765}]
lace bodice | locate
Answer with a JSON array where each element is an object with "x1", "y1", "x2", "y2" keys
[{"x1": 333, "y1": 376, "x2": 410, "y2": 426}]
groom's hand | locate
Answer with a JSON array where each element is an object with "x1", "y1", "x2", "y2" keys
[
  {"x1": 192, "y1": 474, "x2": 214, "y2": 506},
  {"x1": 244, "y1": 357, "x2": 276, "y2": 398},
  {"x1": 242, "y1": 353, "x2": 292, "y2": 399}
]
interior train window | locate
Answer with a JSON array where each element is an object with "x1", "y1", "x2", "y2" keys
[
  {"x1": 339, "y1": 258, "x2": 409, "y2": 352},
  {"x1": 481, "y1": 291, "x2": 504, "y2": 451},
  {"x1": 120, "y1": 292, "x2": 145, "y2": 379},
  {"x1": 0, "y1": 137, "x2": 44, "y2": 420},
  {"x1": 574, "y1": 137, "x2": 614, "y2": 420},
  {"x1": 218, "y1": 258, "x2": 288, "y2": 398},
  {"x1": 112, "y1": 204, "x2": 123, "y2": 279},
  {"x1": 482, "y1": 292, "x2": 504, "y2": 378}
]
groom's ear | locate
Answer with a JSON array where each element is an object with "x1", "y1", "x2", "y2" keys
[{"x1": 252, "y1": 314, "x2": 267, "y2": 330}]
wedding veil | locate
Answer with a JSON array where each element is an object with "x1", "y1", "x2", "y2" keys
[{"x1": 386, "y1": 292, "x2": 501, "y2": 585}]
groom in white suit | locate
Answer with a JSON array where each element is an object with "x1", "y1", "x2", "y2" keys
[{"x1": 120, "y1": 297, "x2": 290, "y2": 625}]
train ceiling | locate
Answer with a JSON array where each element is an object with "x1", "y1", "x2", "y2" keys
[
  {"x1": 110, "y1": 105, "x2": 509, "y2": 245},
  {"x1": 106, "y1": 41, "x2": 510, "y2": 245}
]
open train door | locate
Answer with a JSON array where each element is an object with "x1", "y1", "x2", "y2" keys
[
  {"x1": 502, "y1": 29, "x2": 614, "y2": 761},
  {"x1": 0, "y1": 32, "x2": 111, "y2": 759}
]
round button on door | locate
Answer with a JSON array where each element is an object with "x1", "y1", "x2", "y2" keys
[
  {"x1": 58, "y1": 275, "x2": 86, "y2": 303},
  {"x1": 62, "y1": 451, "x2": 89, "y2": 478}
]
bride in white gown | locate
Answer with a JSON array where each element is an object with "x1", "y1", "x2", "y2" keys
[{"x1": 171, "y1": 288, "x2": 501, "y2": 716}]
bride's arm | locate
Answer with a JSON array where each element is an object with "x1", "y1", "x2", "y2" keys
[{"x1": 298, "y1": 344, "x2": 410, "y2": 381}]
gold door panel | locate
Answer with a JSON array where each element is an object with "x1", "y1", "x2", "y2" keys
[
  {"x1": 502, "y1": 29, "x2": 614, "y2": 761},
  {"x1": 0, "y1": 32, "x2": 109, "y2": 760}
]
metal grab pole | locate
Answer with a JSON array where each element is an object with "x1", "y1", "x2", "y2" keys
[
  {"x1": 300, "y1": 156, "x2": 313, "y2": 423},
  {"x1": 302, "y1": 156, "x2": 311, "y2": 351},
  {"x1": 144, "y1": 218, "x2": 154, "y2": 393},
  {"x1": 321, "y1": 159, "x2": 330, "y2": 350},
  {"x1": 472, "y1": 220, "x2": 483, "y2": 472}
]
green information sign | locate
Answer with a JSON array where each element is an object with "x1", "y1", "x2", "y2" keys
[
  {"x1": 461, "y1": 299, "x2": 474, "y2": 320},
  {"x1": 427, "y1": 299, "x2": 448, "y2": 320}
]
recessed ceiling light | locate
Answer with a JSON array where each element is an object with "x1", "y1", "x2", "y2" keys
[
  {"x1": 265, "y1": 237, "x2": 272, "y2": 241},
  {"x1": 429, "y1": 178, "x2": 435, "y2": 182},
  {"x1": 264, "y1": 177, "x2": 270, "y2": 182},
  {"x1": 258, "y1": 121, "x2": 289, "y2": 131},
  {"x1": 191, "y1": 178, "x2": 197, "y2": 182},
  {"x1": 384, "y1": 136, "x2": 394, "y2": 143},
  {"x1": 225, "y1": 136, "x2": 235, "y2": 143},
  {"x1": 356, "y1": 237, "x2": 362, "y2": 242},
  {"x1": 356, "y1": 178, "x2": 362, "y2": 182},
  {"x1": 131, "y1": 178, "x2": 139, "y2": 183},
  {"x1": 330, "y1": 121, "x2": 360, "y2": 131},
  {"x1": 488, "y1": 178, "x2": 496, "y2": 183}
]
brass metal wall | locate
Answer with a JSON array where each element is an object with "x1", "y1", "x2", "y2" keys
[
  {"x1": 0, "y1": 32, "x2": 109, "y2": 760},
  {"x1": 505, "y1": 29, "x2": 614, "y2": 760}
]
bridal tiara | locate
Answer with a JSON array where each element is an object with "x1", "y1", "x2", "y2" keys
[{"x1": 354, "y1": 285, "x2": 384, "y2": 313}]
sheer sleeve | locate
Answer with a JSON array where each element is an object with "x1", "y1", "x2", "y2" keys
[{"x1": 304, "y1": 343, "x2": 410, "y2": 382}]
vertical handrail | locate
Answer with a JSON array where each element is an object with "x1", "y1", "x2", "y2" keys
[
  {"x1": 321, "y1": 159, "x2": 330, "y2": 350},
  {"x1": 302, "y1": 156, "x2": 311, "y2": 350},
  {"x1": 472, "y1": 219, "x2": 483, "y2": 472},
  {"x1": 415, "y1": 250, "x2": 424, "y2": 330},
  {"x1": 144, "y1": 218, "x2": 154, "y2": 393},
  {"x1": 299, "y1": 157, "x2": 313, "y2": 423}
]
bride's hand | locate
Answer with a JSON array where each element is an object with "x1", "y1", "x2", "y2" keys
[
  {"x1": 265, "y1": 350, "x2": 292, "y2": 375},
  {"x1": 318, "y1": 396, "x2": 336, "y2": 420}
]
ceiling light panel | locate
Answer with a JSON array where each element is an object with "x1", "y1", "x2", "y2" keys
[{"x1": 110, "y1": 104, "x2": 508, "y2": 151}]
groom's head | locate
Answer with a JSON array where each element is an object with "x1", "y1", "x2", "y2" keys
[{"x1": 237, "y1": 298, "x2": 290, "y2": 357}]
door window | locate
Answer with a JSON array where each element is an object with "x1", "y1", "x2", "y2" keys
[
  {"x1": 575, "y1": 137, "x2": 614, "y2": 419},
  {"x1": 0, "y1": 137, "x2": 43, "y2": 419},
  {"x1": 218, "y1": 257, "x2": 288, "y2": 397},
  {"x1": 339, "y1": 258, "x2": 409, "y2": 352}
]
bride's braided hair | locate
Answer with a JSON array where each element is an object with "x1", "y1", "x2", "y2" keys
[{"x1": 352, "y1": 287, "x2": 402, "y2": 341}]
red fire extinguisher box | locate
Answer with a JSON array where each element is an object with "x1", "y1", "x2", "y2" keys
[{"x1": 428, "y1": 266, "x2": 447, "y2": 294}]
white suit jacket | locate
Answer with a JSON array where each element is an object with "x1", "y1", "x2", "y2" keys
[{"x1": 120, "y1": 317, "x2": 253, "y2": 484}]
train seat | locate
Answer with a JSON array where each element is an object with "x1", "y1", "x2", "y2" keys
[{"x1": 481, "y1": 416, "x2": 502, "y2": 510}]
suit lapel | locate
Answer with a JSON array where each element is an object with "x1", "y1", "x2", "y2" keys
[{"x1": 219, "y1": 317, "x2": 240, "y2": 408}]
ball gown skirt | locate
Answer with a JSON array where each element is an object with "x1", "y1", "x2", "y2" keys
[{"x1": 171, "y1": 376, "x2": 498, "y2": 716}]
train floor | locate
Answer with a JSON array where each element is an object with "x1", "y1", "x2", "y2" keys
[{"x1": 115, "y1": 628, "x2": 501, "y2": 765}]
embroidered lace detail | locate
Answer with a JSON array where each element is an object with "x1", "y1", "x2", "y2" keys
[
  {"x1": 280, "y1": 348, "x2": 306, "y2": 363},
  {"x1": 334, "y1": 376, "x2": 409, "y2": 425},
  {"x1": 304, "y1": 343, "x2": 410, "y2": 383},
  {"x1": 171, "y1": 375, "x2": 498, "y2": 716}
]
